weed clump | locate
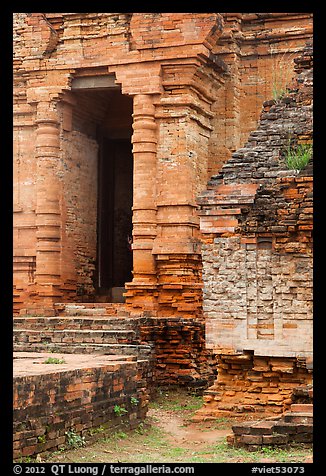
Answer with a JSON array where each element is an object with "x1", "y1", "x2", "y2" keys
[{"x1": 284, "y1": 142, "x2": 312, "y2": 172}]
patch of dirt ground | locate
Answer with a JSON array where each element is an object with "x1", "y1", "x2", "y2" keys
[{"x1": 43, "y1": 388, "x2": 313, "y2": 464}]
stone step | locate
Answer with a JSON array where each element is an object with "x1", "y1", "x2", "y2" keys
[
  {"x1": 13, "y1": 328, "x2": 138, "y2": 345},
  {"x1": 13, "y1": 341, "x2": 153, "y2": 358},
  {"x1": 13, "y1": 316, "x2": 139, "y2": 331},
  {"x1": 54, "y1": 302, "x2": 129, "y2": 317},
  {"x1": 290, "y1": 403, "x2": 313, "y2": 414},
  {"x1": 273, "y1": 420, "x2": 313, "y2": 435},
  {"x1": 283, "y1": 411, "x2": 313, "y2": 424}
]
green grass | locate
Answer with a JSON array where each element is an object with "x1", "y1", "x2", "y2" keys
[
  {"x1": 43, "y1": 357, "x2": 66, "y2": 364},
  {"x1": 149, "y1": 388, "x2": 203, "y2": 414},
  {"x1": 44, "y1": 389, "x2": 312, "y2": 464},
  {"x1": 284, "y1": 143, "x2": 312, "y2": 171}
]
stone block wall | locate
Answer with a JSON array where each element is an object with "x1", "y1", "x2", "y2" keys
[
  {"x1": 13, "y1": 356, "x2": 149, "y2": 460},
  {"x1": 196, "y1": 42, "x2": 313, "y2": 416}
]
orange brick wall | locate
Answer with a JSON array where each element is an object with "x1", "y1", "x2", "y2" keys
[
  {"x1": 196, "y1": 42, "x2": 313, "y2": 417},
  {"x1": 13, "y1": 13, "x2": 313, "y2": 315},
  {"x1": 61, "y1": 130, "x2": 98, "y2": 298},
  {"x1": 13, "y1": 360, "x2": 149, "y2": 460},
  {"x1": 208, "y1": 13, "x2": 313, "y2": 176}
]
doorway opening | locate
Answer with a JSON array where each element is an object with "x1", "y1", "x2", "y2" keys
[
  {"x1": 70, "y1": 82, "x2": 133, "y2": 303},
  {"x1": 97, "y1": 138, "x2": 133, "y2": 302}
]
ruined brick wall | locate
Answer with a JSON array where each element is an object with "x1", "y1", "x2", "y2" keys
[
  {"x1": 139, "y1": 317, "x2": 217, "y2": 391},
  {"x1": 208, "y1": 13, "x2": 313, "y2": 174},
  {"x1": 196, "y1": 43, "x2": 313, "y2": 416},
  {"x1": 13, "y1": 13, "x2": 312, "y2": 315},
  {"x1": 13, "y1": 358, "x2": 149, "y2": 460},
  {"x1": 208, "y1": 13, "x2": 313, "y2": 176}
]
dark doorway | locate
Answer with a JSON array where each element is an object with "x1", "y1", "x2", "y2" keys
[{"x1": 97, "y1": 139, "x2": 133, "y2": 301}]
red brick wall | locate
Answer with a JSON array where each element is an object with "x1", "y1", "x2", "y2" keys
[
  {"x1": 13, "y1": 359, "x2": 149, "y2": 460},
  {"x1": 140, "y1": 317, "x2": 217, "y2": 391},
  {"x1": 208, "y1": 13, "x2": 313, "y2": 177},
  {"x1": 196, "y1": 353, "x2": 312, "y2": 419}
]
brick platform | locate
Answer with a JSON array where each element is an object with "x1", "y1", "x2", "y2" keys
[
  {"x1": 14, "y1": 303, "x2": 218, "y2": 391},
  {"x1": 13, "y1": 352, "x2": 149, "y2": 460}
]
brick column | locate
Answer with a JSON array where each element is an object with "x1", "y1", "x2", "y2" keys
[
  {"x1": 34, "y1": 101, "x2": 62, "y2": 312},
  {"x1": 125, "y1": 94, "x2": 158, "y2": 310}
]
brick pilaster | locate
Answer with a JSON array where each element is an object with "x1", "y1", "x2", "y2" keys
[
  {"x1": 34, "y1": 101, "x2": 63, "y2": 310},
  {"x1": 125, "y1": 94, "x2": 158, "y2": 310}
]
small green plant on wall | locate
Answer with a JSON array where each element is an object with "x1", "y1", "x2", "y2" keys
[
  {"x1": 284, "y1": 140, "x2": 313, "y2": 172},
  {"x1": 114, "y1": 404, "x2": 128, "y2": 417},
  {"x1": 43, "y1": 357, "x2": 66, "y2": 364},
  {"x1": 270, "y1": 47, "x2": 297, "y2": 102},
  {"x1": 65, "y1": 429, "x2": 86, "y2": 449}
]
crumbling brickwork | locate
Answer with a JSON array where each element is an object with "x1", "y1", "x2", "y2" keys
[
  {"x1": 196, "y1": 42, "x2": 313, "y2": 417},
  {"x1": 228, "y1": 402, "x2": 313, "y2": 449},
  {"x1": 13, "y1": 353, "x2": 149, "y2": 460},
  {"x1": 13, "y1": 307, "x2": 217, "y2": 392},
  {"x1": 13, "y1": 13, "x2": 312, "y2": 316}
]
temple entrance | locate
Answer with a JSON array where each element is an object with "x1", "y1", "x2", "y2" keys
[
  {"x1": 97, "y1": 138, "x2": 133, "y2": 301},
  {"x1": 69, "y1": 77, "x2": 134, "y2": 303}
]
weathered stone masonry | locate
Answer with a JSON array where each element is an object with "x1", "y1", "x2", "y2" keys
[
  {"x1": 13, "y1": 353, "x2": 149, "y2": 459},
  {"x1": 196, "y1": 43, "x2": 313, "y2": 417},
  {"x1": 13, "y1": 13, "x2": 313, "y2": 317},
  {"x1": 13, "y1": 13, "x2": 313, "y2": 458}
]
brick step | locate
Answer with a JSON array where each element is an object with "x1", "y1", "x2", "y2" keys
[
  {"x1": 13, "y1": 316, "x2": 140, "y2": 331},
  {"x1": 283, "y1": 412, "x2": 313, "y2": 424},
  {"x1": 13, "y1": 341, "x2": 153, "y2": 358},
  {"x1": 54, "y1": 302, "x2": 128, "y2": 317},
  {"x1": 273, "y1": 421, "x2": 313, "y2": 435},
  {"x1": 290, "y1": 403, "x2": 313, "y2": 414},
  {"x1": 14, "y1": 328, "x2": 138, "y2": 345}
]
